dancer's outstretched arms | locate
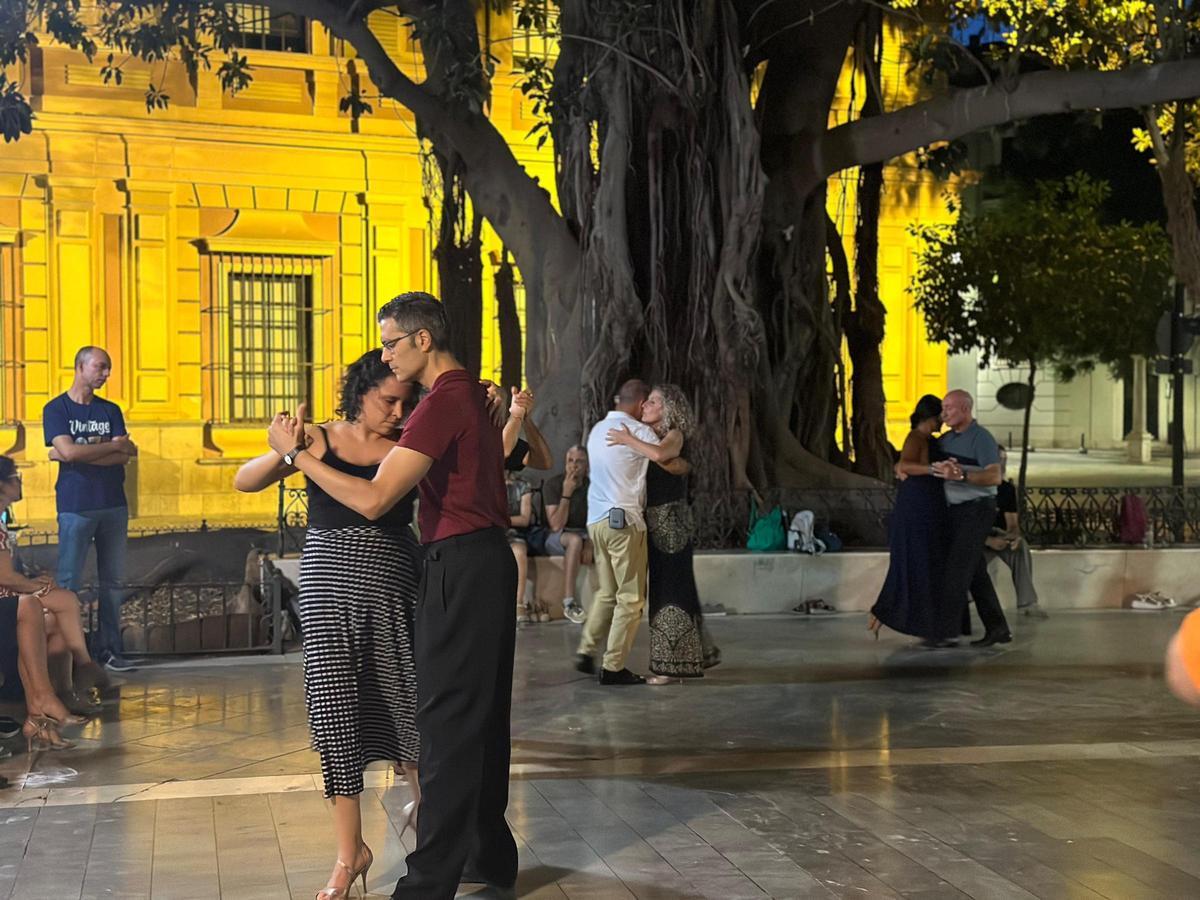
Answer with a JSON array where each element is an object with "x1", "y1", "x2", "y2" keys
[{"x1": 269, "y1": 405, "x2": 430, "y2": 519}]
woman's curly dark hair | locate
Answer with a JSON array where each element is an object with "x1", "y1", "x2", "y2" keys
[{"x1": 336, "y1": 350, "x2": 397, "y2": 421}]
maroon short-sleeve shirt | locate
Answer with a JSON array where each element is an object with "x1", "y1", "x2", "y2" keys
[{"x1": 397, "y1": 369, "x2": 509, "y2": 543}]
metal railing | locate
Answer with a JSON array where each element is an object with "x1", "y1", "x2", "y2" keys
[
  {"x1": 277, "y1": 481, "x2": 308, "y2": 555},
  {"x1": 79, "y1": 563, "x2": 285, "y2": 656},
  {"x1": 271, "y1": 479, "x2": 1200, "y2": 550}
]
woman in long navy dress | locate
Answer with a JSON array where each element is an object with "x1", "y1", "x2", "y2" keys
[{"x1": 870, "y1": 395, "x2": 949, "y2": 641}]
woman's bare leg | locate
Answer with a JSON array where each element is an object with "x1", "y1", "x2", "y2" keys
[
  {"x1": 15, "y1": 596, "x2": 72, "y2": 721},
  {"x1": 322, "y1": 794, "x2": 369, "y2": 894},
  {"x1": 29, "y1": 589, "x2": 93, "y2": 665}
]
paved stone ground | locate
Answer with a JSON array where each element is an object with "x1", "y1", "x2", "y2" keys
[{"x1": 2, "y1": 609, "x2": 1200, "y2": 898}]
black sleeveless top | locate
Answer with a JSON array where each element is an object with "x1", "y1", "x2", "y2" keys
[
  {"x1": 646, "y1": 458, "x2": 686, "y2": 508},
  {"x1": 305, "y1": 427, "x2": 416, "y2": 530}
]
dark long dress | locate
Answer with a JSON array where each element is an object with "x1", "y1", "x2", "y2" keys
[
  {"x1": 647, "y1": 463, "x2": 713, "y2": 677},
  {"x1": 871, "y1": 437, "x2": 948, "y2": 639}
]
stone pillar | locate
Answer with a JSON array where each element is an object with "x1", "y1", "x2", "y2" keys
[{"x1": 1125, "y1": 355, "x2": 1153, "y2": 464}]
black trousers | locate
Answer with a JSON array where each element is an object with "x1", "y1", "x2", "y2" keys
[
  {"x1": 940, "y1": 499, "x2": 1009, "y2": 640},
  {"x1": 392, "y1": 526, "x2": 518, "y2": 898}
]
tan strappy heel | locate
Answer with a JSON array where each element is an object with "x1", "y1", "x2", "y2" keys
[{"x1": 315, "y1": 843, "x2": 372, "y2": 899}]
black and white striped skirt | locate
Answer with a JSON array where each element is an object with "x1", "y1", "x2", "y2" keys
[{"x1": 299, "y1": 525, "x2": 422, "y2": 797}]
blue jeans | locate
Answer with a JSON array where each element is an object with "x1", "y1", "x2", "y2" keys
[{"x1": 56, "y1": 507, "x2": 129, "y2": 660}]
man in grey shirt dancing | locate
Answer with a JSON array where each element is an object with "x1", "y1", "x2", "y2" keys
[{"x1": 930, "y1": 390, "x2": 1012, "y2": 647}]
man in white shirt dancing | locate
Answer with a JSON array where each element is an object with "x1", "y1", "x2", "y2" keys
[{"x1": 574, "y1": 379, "x2": 660, "y2": 685}]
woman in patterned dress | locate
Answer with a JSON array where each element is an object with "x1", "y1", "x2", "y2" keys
[
  {"x1": 607, "y1": 385, "x2": 719, "y2": 682},
  {"x1": 236, "y1": 351, "x2": 421, "y2": 899}
]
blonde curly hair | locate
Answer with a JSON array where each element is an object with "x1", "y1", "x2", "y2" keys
[{"x1": 652, "y1": 383, "x2": 696, "y2": 438}]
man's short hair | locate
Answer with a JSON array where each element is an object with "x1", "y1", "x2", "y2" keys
[
  {"x1": 568, "y1": 444, "x2": 587, "y2": 455},
  {"x1": 945, "y1": 388, "x2": 974, "y2": 411},
  {"x1": 377, "y1": 292, "x2": 451, "y2": 351},
  {"x1": 615, "y1": 379, "x2": 649, "y2": 406},
  {"x1": 74, "y1": 346, "x2": 108, "y2": 368}
]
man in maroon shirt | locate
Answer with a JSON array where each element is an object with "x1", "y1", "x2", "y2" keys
[{"x1": 268, "y1": 292, "x2": 518, "y2": 898}]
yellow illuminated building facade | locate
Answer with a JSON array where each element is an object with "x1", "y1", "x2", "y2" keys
[{"x1": 1, "y1": 11, "x2": 947, "y2": 527}]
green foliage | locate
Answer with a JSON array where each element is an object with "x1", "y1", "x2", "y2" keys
[
  {"x1": 0, "y1": 74, "x2": 33, "y2": 143},
  {"x1": 910, "y1": 174, "x2": 1174, "y2": 375}
]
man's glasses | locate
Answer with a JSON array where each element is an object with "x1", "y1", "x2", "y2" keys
[{"x1": 382, "y1": 329, "x2": 423, "y2": 352}]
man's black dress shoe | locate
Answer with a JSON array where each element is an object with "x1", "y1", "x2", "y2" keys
[
  {"x1": 574, "y1": 654, "x2": 595, "y2": 675},
  {"x1": 970, "y1": 630, "x2": 1013, "y2": 648},
  {"x1": 599, "y1": 668, "x2": 646, "y2": 685}
]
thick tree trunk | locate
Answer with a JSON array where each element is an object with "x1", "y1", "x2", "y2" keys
[
  {"x1": 432, "y1": 153, "x2": 484, "y2": 375},
  {"x1": 847, "y1": 159, "x2": 894, "y2": 480},
  {"x1": 495, "y1": 251, "x2": 522, "y2": 389}
]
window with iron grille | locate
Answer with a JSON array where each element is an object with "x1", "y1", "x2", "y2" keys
[
  {"x1": 513, "y1": 0, "x2": 559, "y2": 65},
  {"x1": 231, "y1": 3, "x2": 308, "y2": 53},
  {"x1": 202, "y1": 252, "x2": 333, "y2": 428},
  {"x1": 225, "y1": 271, "x2": 313, "y2": 423}
]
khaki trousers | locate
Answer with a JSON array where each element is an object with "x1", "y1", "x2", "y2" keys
[{"x1": 578, "y1": 520, "x2": 648, "y2": 672}]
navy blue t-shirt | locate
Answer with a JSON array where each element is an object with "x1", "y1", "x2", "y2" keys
[{"x1": 43, "y1": 393, "x2": 128, "y2": 513}]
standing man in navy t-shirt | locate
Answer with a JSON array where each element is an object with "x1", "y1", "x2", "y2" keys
[
  {"x1": 268, "y1": 292, "x2": 517, "y2": 898},
  {"x1": 43, "y1": 346, "x2": 138, "y2": 672}
]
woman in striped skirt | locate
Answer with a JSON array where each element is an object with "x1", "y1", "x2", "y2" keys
[{"x1": 236, "y1": 350, "x2": 421, "y2": 899}]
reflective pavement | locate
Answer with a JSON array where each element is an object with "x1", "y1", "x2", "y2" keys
[{"x1": 2, "y1": 609, "x2": 1200, "y2": 898}]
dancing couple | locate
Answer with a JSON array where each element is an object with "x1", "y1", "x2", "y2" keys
[
  {"x1": 575, "y1": 379, "x2": 719, "y2": 684},
  {"x1": 239, "y1": 292, "x2": 517, "y2": 900},
  {"x1": 871, "y1": 389, "x2": 1013, "y2": 649}
]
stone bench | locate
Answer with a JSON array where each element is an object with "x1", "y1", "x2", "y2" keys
[
  {"x1": 690, "y1": 547, "x2": 1200, "y2": 615},
  {"x1": 274, "y1": 546, "x2": 1199, "y2": 619}
]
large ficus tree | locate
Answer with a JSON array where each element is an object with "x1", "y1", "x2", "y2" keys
[{"x1": 4, "y1": 0, "x2": 1200, "y2": 507}]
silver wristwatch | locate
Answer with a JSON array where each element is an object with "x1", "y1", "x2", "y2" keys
[{"x1": 283, "y1": 445, "x2": 306, "y2": 466}]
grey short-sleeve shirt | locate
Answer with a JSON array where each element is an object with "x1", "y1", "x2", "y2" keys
[{"x1": 938, "y1": 421, "x2": 1000, "y2": 505}]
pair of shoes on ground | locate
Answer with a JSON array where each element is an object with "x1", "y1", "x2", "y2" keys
[
  {"x1": 790, "y1": 598, "x2": 837, "y2": 615},
  {"x1": 573, "y1": 654, "x2": 647, "y2": 685},
  {"x1": 517, "y1": 603, "x2": 551, "y2": 626},
  {"x1": 1131, "y1": 592, "x2": 1176, "y2": 611}
]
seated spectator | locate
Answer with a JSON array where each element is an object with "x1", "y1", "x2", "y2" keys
[
  {"x1": 543, "y1": 445, "x2": 591, "y2": 624},
  {"x1": 0, "y1": 456, "x2": 89, "y2": 752},
  {"x1": 506, "y1": 473, "x2": 547, "y2": 625},
  {"x1": 984, "y1": 447, "x2": 1046, "y2": 619}
]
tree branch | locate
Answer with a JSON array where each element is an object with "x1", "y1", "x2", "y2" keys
[
  {"x1": 241, "y1": 0, "x2": 578, "y2": 289},
  {"x1": 790, "y1": 58, "x2": 1200, "y2": 196}
]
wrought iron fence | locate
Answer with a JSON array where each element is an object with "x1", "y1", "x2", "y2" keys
[
  {"x1": 277, "y1": 480, "x2": 308, "y2": 555},
  {"x1": 78, "y1": 564, "x2": 285, "y2": 656},
  {"x1": 271, "y1": 480, "x2": 1200, "y2": 550}
]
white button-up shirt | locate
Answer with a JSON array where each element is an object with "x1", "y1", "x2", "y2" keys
[{"x1": 585, "y1": 410, "x2": 661, "y2": 531}]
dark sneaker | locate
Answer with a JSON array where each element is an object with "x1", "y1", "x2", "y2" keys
[
  {"x1": 574, "y1": 654, "x2": 596, "y2": 675},
  {"x1": 103, "y1": 655, "x2": 138, "y2": 673},
  {"x1": 599, "y1": 668, "x2": 646, "y2": 685},
  {"x1": 0, "y1": 716, "x2": 21, "y2": 739}
]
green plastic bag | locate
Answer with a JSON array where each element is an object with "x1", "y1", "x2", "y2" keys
[{"x1": 746, "y1": 496, "x2": 786, "y2": 552}]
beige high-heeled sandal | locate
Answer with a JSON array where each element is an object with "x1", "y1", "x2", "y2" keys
[
  {"x1": 315, "y1": 843, "x2": 372, "y2": 899},
  {"x1": 23, "y1": 715, "x2": 75, "y2": 752}
]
